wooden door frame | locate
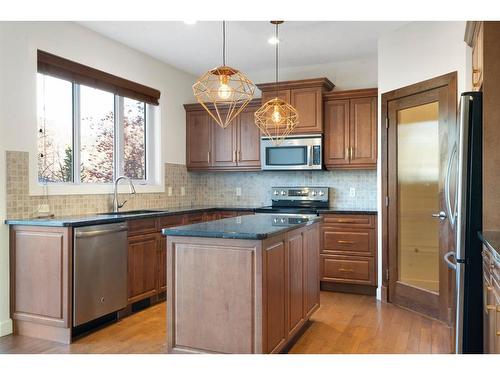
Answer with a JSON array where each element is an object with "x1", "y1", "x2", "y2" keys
[{"x1": 380, "y1": 72, "x2": 457, "y2": 305}]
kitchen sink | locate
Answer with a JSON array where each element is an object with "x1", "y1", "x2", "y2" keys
[{"x1": 98, "y1": 209, "x2": 167, "y2": 216}]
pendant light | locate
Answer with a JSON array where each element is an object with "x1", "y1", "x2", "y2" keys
[
  {"x1": 193, "y1": 21, "x2": 256, "y2": 129},
  {"x1": 254, "y1": 21, "x2": 299, "y2": 145}
]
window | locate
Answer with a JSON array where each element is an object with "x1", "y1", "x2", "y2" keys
[{"x1": 37, "y1": 74, "x2": 151, "y2": 184}]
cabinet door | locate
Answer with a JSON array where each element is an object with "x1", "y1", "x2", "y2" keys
[
  {"x1": 237, "y1": 106, "x2": 261, "y2": 168},
  {"x1": 324, "y1": 100, "x2": 350, "y2": 167},
  {"x1": 212, "y1": 112, "x2": 237, "y2": 168},
  {"x1": 472, "y1": 22, "x2": 483, "y2": 91},
  {"x1": 287, "y1": 231, "x2": 305, "y2": 336},
  {"x1": 349, "y1": 97, "x2": 377, "y2": 167},
  {"x1": 186, "y1": 111, "x2": 211, "y2": 169},
  {"x1": 261, "y1": 90, "x2": 290, "y2": 106},
  {"x1": 304, "y1": 225, "x2": 320, "y2": 317},
  {"x1": 290, "y1": 87, "x2": 323, "y2": 134},
  {"x1": 128, "y1": 233, "x2": 159, "y2": 303}
]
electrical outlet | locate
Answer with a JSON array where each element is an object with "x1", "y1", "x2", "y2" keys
[
  {"x1": 180, "y1": 186, "x2": 185, "y2": 196},
  {"x1": 236, "y1": 187, "x2": 242, "y2": 196},
  {"x1": 349, "y1": 187, "x2": 356, "y2": 198},
  {"x1": 167, "y1": 187, "x2": 173, "y2": 196},
  {"x1": 38, "y1": 204, "x2": 50, "y2": 213}
]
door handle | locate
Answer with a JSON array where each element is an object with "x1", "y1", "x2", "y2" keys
[
  {"x1": 443, "y1": 251, "x2": 457, "y2": 270},
  {"x1": 431, "y1": 211, "x2": 447, "y2": 221}
]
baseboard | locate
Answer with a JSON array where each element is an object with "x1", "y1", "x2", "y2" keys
[
  {"x1": 0, "y1": 318, "x2": 13, "y2": 337},
  {"x1": 320, "y1": 281, "x2": 377, "y2": 296}
]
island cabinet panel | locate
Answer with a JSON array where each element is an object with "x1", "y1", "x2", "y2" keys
[
  {"x1": 482, "y1": 244, "x2": 500, "y2": 354},
  {"x1": 167, "y1": 237, "x2": 261, "y2": 354},
  {"x1": 10, "y1": 226, "x2": 72, "y2": 344},
  {"x1": 263, "y1": 238, "x2": 287, "y2": 354},
  {"x1": 127, "y1": 233, "x2": 158, "y2": 303},
  {"x1": 304, "y1": 224, "x2": 320, "y2": 317},
  {"x1": 287, "y1": 231, "x2": 305, "y2": 336},
  {"x1": 167, "y1": 221, "x2": 320, "y2": 354}
]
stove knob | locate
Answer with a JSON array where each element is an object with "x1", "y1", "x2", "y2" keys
[
  {"x1": 273, "y1": 218, "x2": 278, "y2": 224},
  {"x1": 280, "y1": 218, "x2": 286, "y2": 224},
  {"x1": 318, "y1": 191, "x2": 325, "y2": 196},
  {"x1": 273, "y1": 190, "x2": 279, "y2": 196},
  {"x1": 280, "y1": 190, "x2": 287, "y2": 196},
  {"x1": 311, "y1": 191, "x2": 317, "y2": 196}
]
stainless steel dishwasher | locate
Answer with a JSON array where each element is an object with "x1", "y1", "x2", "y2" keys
[{"x1": 73, "y1": 222, "x2": 128, "y2": 326}]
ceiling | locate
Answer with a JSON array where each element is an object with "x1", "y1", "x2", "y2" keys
[{"x1": 78, "y1": 21, "x2": 408, "y2": 77}]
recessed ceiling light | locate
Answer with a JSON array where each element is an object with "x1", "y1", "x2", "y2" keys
[
  {"x1": 268, "y1": 36, "x2": 280, "y2": 45},
  {"x1": 184, "y1": 20, "x2": 197, "y2": 25}
]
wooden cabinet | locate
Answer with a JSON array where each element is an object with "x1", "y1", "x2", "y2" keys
[
  {"x1": 482, "y1": 245, "x2": 500, "y2": 353},
  {"x1": 320, "y1": 213, "x2": 377, "y2": 294},
  {"x1": 185, "y1": 101, "x2": 261, "y2": 171},
  {"x1": 186, "y1": 110, "x2": 211, "y2": 169},
  {"x1": 127, "y1": 232, "x2": 159, "y2": 303},
  {"x1": 324, "y1": 89, "x2": 378, "y2": 169},
  {"x1": 469, "y1": 21, "x2": 484, "y2": 91},
  {"x1": 257, "y1": 78, "x2": 334, "y2": 135}
]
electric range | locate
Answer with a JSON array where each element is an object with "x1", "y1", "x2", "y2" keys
[{"x1": 255, "y1": 186, "x2": 329, "y2": 217}]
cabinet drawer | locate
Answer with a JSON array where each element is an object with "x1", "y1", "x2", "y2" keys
[
  {"x1": 186, "y1": 213, "x2": 204, "y2": 224},
  {"x1": 128, "y1": 218, "x2": 159, "y2": 236},
  {"x1": 321, "y1": 214, "x2": 375, "y2": 228},
  {"x1": 159, "y1": 215, "x2": 185, "y2": 228},
  {"x1": 321, "y1": 255, "x2": 375, "y2": 285},
  {"x1": 322, "y1": 228, "x2": 374, "y2": 256}
]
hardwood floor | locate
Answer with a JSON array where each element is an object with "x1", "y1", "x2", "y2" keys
[{"x1": 0, "y1": 292, "x2": 452, "y2": 354}]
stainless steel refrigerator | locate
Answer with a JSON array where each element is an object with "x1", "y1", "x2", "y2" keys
[{"x1": 445, "y1": 91, "x2": 483, "y2": 353}]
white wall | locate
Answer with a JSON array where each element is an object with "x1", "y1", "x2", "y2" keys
[
  {"x1": 376, "y1": 21, "x2": 470, "y2": 299},
  {"x1": 0, "y1": 21, "x2": 196, "y2": 336},
  {"x1": 248, "y1": 55, "x2": 378, "y2": 95}
]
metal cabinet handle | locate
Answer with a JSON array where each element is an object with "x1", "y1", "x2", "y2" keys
[
  {"x1": 349, "y1": 147, "x2": 353, "y2": 160},
  {"x1": 233, "y1": 150, "x2": 236, "y2": 163},
  {"x1": 338, "y1": 240, "x2": 355, "y2": 244},
  {"x1": 207, "y1": 151, "x2": 210, "y2": 163},
  {"x1": 431, "y1": 211, "x2": 447, "y2": 221},
  {"x1": 238, "y1": 150, "x2": 241, "y2": 162},
  {"x1": 443, "y1": 251, "x2": 457, "y2": 270},
  {"x1": 339, "y1": 268, "x2": 353, "y2": 272},
  {"x1": 336, "y1": 219, "x2": 356, "y2": 223}
]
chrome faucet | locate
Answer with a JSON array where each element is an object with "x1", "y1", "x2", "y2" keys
[{"x1": 113, "y1": 176, "x2": 136, "y2": 212}]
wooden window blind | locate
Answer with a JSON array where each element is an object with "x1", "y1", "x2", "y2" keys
[{"x1": 37, "y1": 50, "x2": 161, "y2": 105}]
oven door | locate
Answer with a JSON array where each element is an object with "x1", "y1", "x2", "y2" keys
[{"x1": 261, "y1": 135, "x2": 322, "y2": 170}]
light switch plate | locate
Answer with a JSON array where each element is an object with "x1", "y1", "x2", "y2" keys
[
  {"x1": 38, "y1": 204, "x2": 50, "y2": 214},
  {"x1": 167, "y1": 187, "x2": 173, "y2": 196}
]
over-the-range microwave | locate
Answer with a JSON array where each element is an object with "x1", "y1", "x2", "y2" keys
[{"x1": 260, "y1": 134, "x2": 322, "y2": 171}]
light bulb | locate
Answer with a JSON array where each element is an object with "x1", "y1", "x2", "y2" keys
[
  {"x1": 271, "y1": 106, "x2": 282, "y2": 123},
  {"x1": 218, "y1": 82, "x2": 232, "y2": 100}
]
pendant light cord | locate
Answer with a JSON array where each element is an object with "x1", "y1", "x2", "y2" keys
[
  {"x1": 222, "y1": 21, "x2": 226, "y2": 66},
  {"x1": 275, "y1": 22, "x2": 279, "y2": 96}
]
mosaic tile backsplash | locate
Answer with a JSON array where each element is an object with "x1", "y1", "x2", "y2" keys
[{"x1": 6, "y1": 151, "x2": 377, "y2": 219}]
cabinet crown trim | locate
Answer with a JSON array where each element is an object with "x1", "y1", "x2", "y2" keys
[
  {"x1": 256, "y1": 77, "x2": 335, "y2": 92},
  {"x1": 323, "y1": 88, "x2": 378, "y2": 101}
]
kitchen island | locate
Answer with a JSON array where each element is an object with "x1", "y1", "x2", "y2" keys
[{"x1": 162, "y1": 214, "x2": 322, "y2": 354}]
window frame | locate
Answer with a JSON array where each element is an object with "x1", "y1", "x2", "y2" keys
[{"x1": 37, "y1": 73, "x2": 157, "y2": 189}]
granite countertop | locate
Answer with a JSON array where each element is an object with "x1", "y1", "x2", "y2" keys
[
  {"x1": 163, "y1": 214, "x2": 323, "y2": 240},
  {"x1": 478, "y1": 231, "x2": 500, "y2": 260},
  {"x1": 4, "y1": 205, "x2": 258, "y2": 227},
  {"x1": 5, "y1": 205, "x2": 377, "y2": 227}
]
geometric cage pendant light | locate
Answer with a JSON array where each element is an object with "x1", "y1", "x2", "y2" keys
[
  {"x1": 254, "y1": 21, "x2": 299, "y2": 145},
  {"x1": 193, "y1": 21, "x2": 256, "y2": 129}
]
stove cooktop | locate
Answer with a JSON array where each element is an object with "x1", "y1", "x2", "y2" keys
[{"x1": 255, "y1": 206, "x2": 320, "y2": 215}]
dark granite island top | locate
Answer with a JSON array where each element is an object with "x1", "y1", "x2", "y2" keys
[{"x1": 162, "y1": 213, "x2": 322, "y2": 240}]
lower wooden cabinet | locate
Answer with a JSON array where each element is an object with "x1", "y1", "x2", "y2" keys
[
  {"x1": 127, "y1": 233, "x2": 159, "y2": 303},
  {"x1": 320, "y1": 213, "x2": 377, "y2": 294},
  {"x1": 482, "y1": 245, "x2": 500, "y2": 353}
]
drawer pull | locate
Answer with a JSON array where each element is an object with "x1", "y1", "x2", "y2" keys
[
  {"x1": 336, "y1": 220, "x2": 356, "y2": 223},
  {"x1": 338, "y1": 268, "x2": 354, "y2": 272},
  {"x1": 337, "y1": 240, "x2": 355, "y2": 244}
]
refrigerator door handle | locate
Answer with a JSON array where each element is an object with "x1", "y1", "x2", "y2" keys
[
  {"x1": 444, "y1": 251, "x2": 458, "y2": 270},
  {"x1": 445, "y1": 144, "x2": 457, "y2": 227}
]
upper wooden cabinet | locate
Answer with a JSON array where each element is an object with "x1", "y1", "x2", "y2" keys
[
  {"x1": 185, "y1": 100, "x2": 261, "y2": 171},
  {"x1": 323, "y1": 88, "x2": 378, "y2": 170},
  {"x1": 257, "y1": 78, "x2": 334, "y2": 135},
  {"x1": 466, "y1": 21, "x2": 484, "y2": 91}
]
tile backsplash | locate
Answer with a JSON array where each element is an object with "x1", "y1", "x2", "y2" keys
[{"x1": 6, "y1": 151, "x2": 377, "y2": 219}]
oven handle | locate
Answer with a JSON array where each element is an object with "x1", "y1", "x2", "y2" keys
[{"x1": 308, "y1": 146, "x2": 313, "y2": 166}]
